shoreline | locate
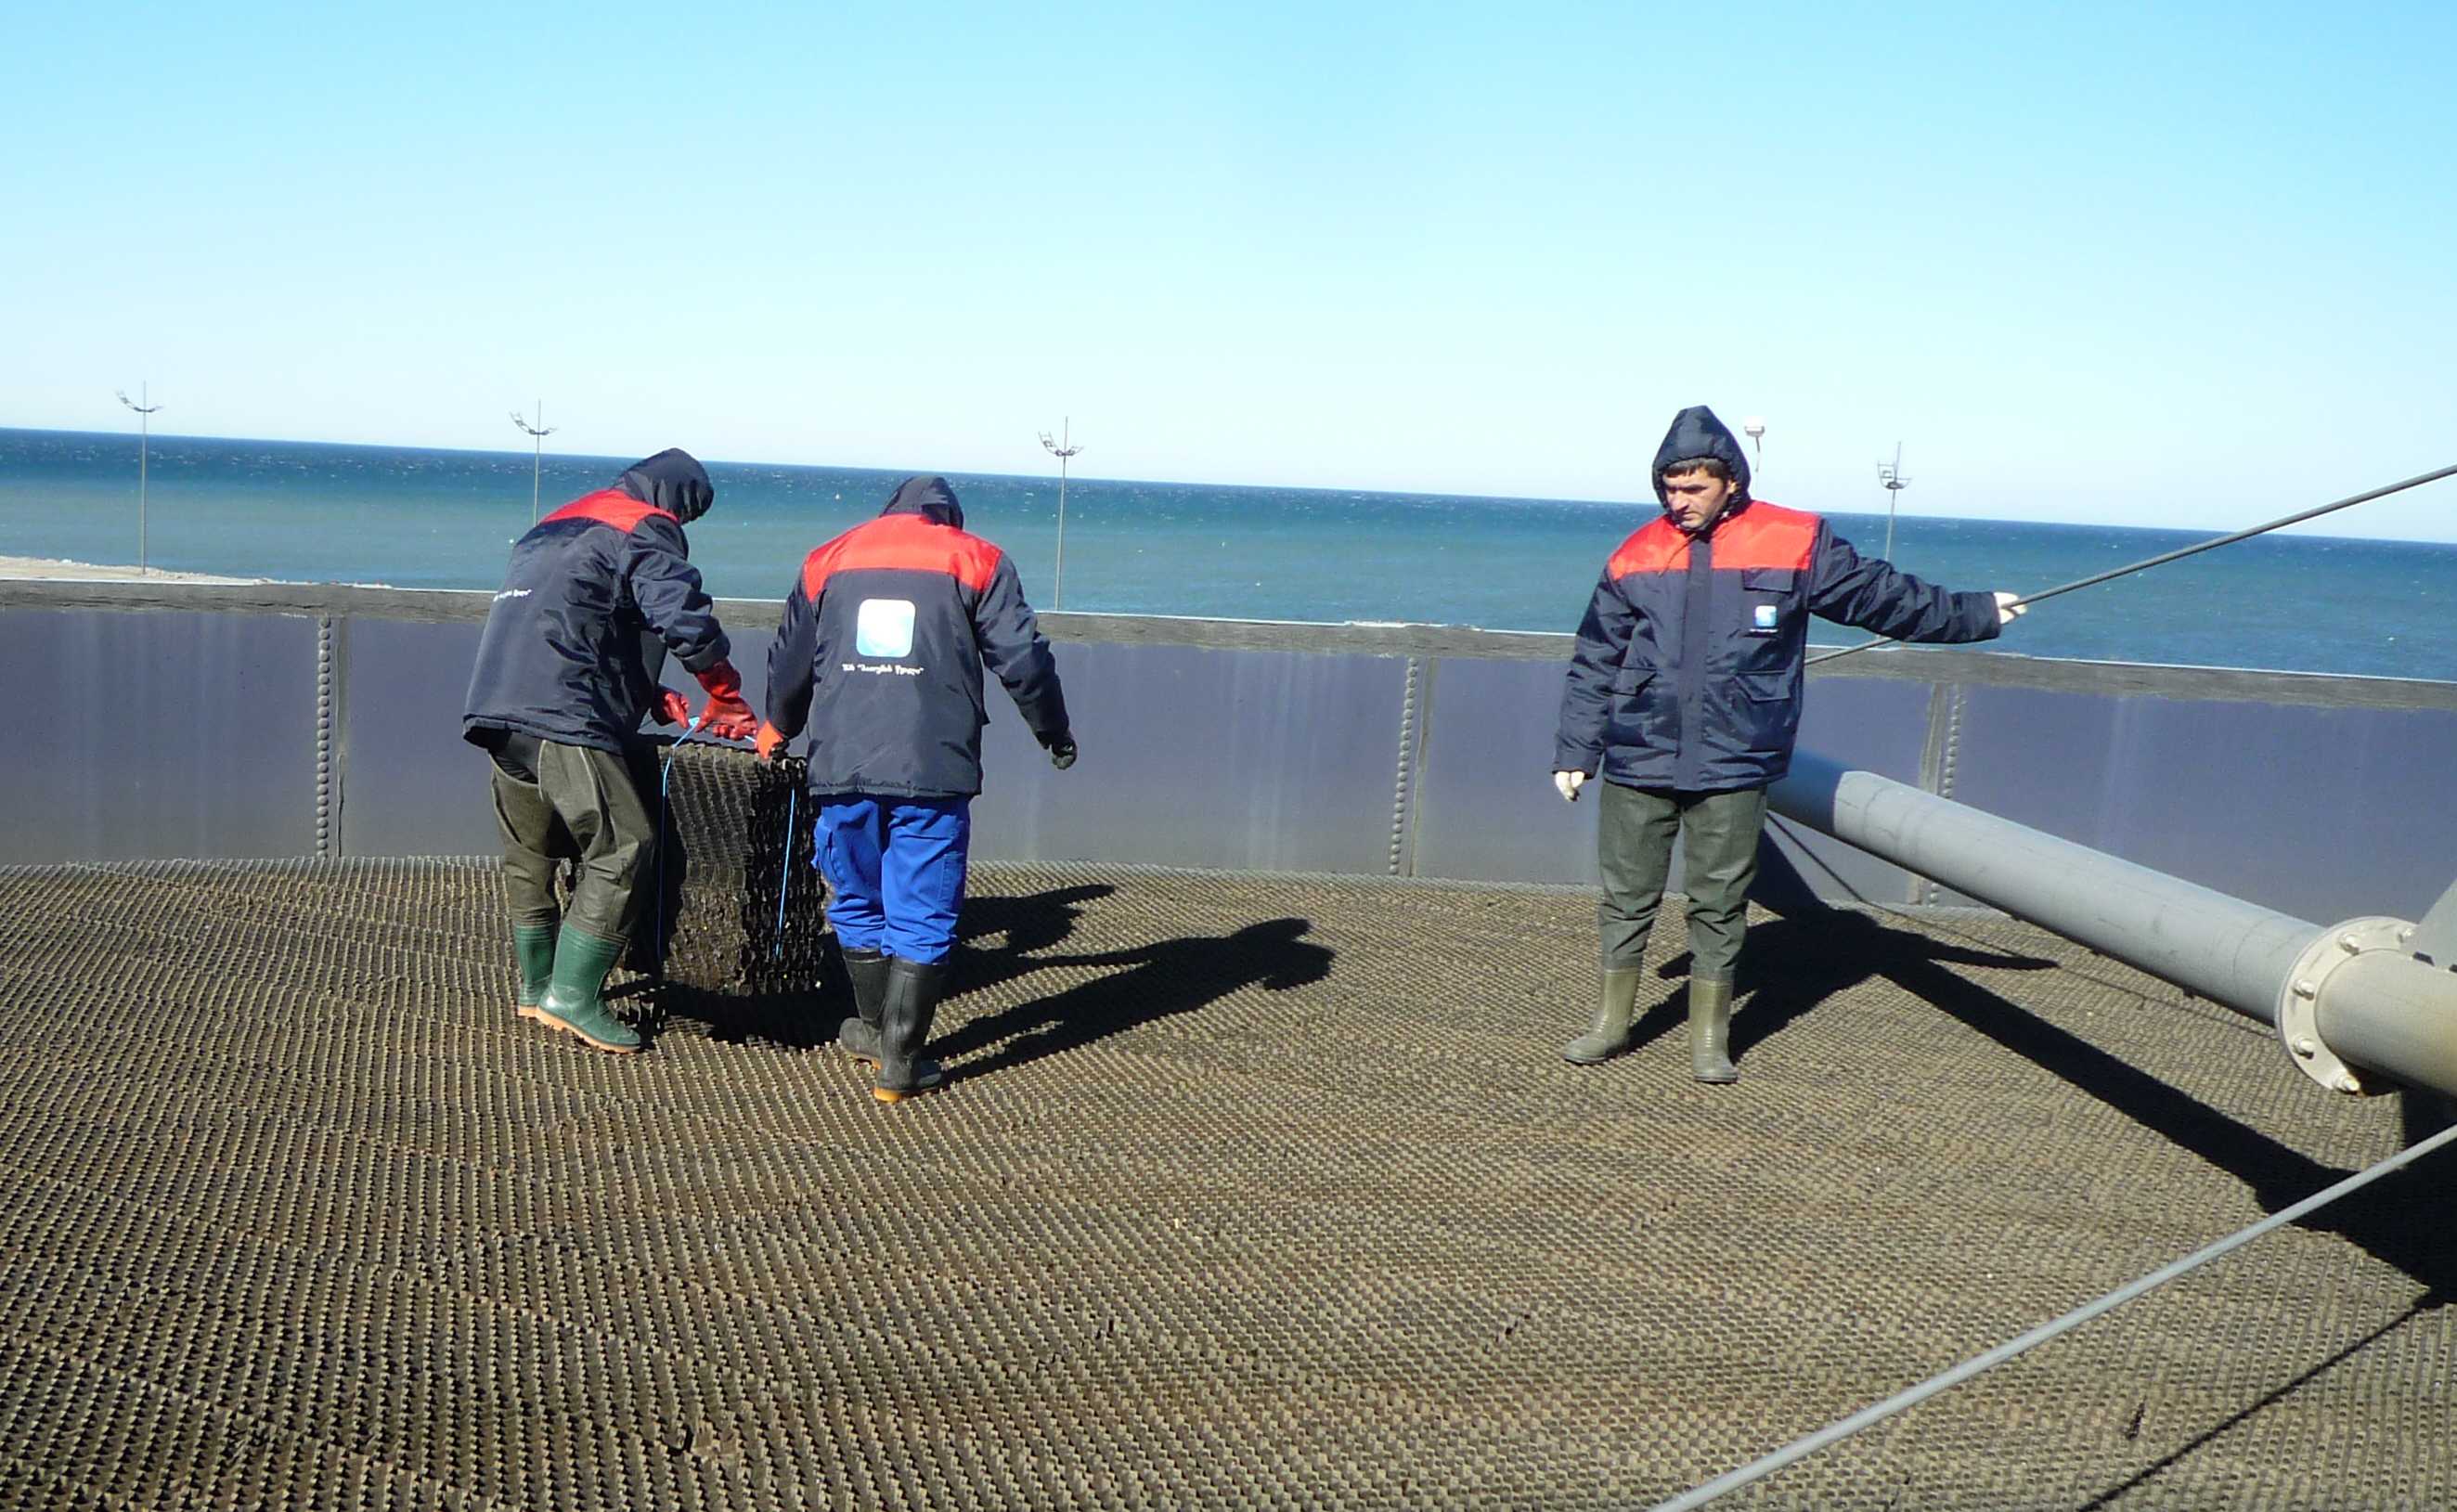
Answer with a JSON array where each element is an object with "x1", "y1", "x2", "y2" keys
[{"x1": 0, "y1": 555, "x2": 271, "y2": 585}]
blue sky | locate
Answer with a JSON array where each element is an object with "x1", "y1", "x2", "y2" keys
[{"x1": 7, "y1": 2, "x2": 2455, "y2": 539}]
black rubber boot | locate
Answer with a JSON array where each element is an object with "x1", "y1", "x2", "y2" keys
[
  {"x1": 873, "y1": 957, "x2": 948, "y2": 1104},
  {"x1": 535, "y1": 926, "x2": 643, "y2": 1054},
  {"x1": 838, "y1": 947, "x2": 889, "y2": 1066},
  {"x1": 1562, "y1": 965, "x2": 1646, "y2": 1065},
  {"x1": 512, "y1": 920, "x2": 558, "y2": 1021},
  {"x1": 1689, "y1": 976, "x2": 1739, "y2": 1084}
]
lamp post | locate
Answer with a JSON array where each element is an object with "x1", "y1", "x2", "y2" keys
[
  {"x1": 1877, "y1": 442, "x2": 1910, "y2": 561},
  {"x1": 1038, "y1": 419, "x2": 1084, "y2": 610},
  {"x1": 1742, "y1": 415, "x2": 1766, "y2": 475},
  {"x1": 115, "y1": 384, "x2": 163, "y2": 575},
  {"x1": 510, "y1": 401, "x2": 557, "y2": 526}
]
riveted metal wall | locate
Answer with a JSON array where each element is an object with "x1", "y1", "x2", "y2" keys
[
  {"x1": 339, "y1": 618, "x2": 493, "y2": 857},
  {"x1": 5, "y1": 584, "x2": 2454, "y2": 927},
  {"x1": 971, "y1": 642, "x2": 1408, "y2": 873},
  {"x1": 0, "y1": 607, "x2": 317, "y2": 863}
]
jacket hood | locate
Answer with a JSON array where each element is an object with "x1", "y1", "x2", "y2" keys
[
  {"x1": 615, "y1": 448, "x2": 715, "y2": 524},
  {"x1": 1649, "y1": 407, "x2": 1753, "y2": 518},
  {"x1": 881, "y1": 474, "x2": 964, "y2": 530}
]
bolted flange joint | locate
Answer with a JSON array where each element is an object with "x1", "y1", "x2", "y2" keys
[{"x1": 2275, "y1": 916, "x2": 2412, "y2": 1095}]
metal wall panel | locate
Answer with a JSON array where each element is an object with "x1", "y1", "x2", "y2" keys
[
  {"x1": 339, "y1": 619, "x2": 495, "y2": 857},
  {"x1": 1950, "y1": 686, "x2": 2457, "y2": 924},
  {"x1": 1410, "y1": 657, "x2": 1940, "y2": 899},
  {"x1": 0, "y1": 608, "x2": 316, "y2": 862},
  {"x1": 969, "y1": 642, "x2": 1408, "y2": 873}
]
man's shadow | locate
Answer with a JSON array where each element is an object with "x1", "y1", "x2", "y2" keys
[
  {"x1": 936, "y1": 916, "x2": 1334, "y2": 1082},
  {"x1": 1725, "y1": 828, "x2": 2457, "y2": 1295},
  {"x1": 632, "y1": 881, "x2": 1120, "y2": 1053}
]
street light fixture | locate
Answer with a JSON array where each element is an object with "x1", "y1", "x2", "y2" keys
[
  {"x1": 1876, "y1": 442, "x2": 1911, "y2": 561},
  {"x1": 1038, "y1": 418, "x2": 1084, "y2": 610},
  {"x1": 510, "y1": 401, "x2": 558, "y2": 526},
  {"x1": 115, "y1": 384, "x2": 163, "y2": 575}
]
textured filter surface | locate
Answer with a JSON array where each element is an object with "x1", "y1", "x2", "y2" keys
[{"x1": 0, "y1": 810, "x2": 2450, "y2": 1507}]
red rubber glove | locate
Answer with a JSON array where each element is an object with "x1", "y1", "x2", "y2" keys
[
  {"x1": 693, "y1": 660, "x2": 758, "y2": 742},
  {"x1": 755, "y1": 722, "x2": 787, "y2": 762},
  {"x1": 654, "y1": 688, "x2": 692, "y2": 727}
]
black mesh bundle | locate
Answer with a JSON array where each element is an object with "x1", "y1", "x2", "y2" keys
[{"x1": 627, "y1": 741, "x2": 837, "y2": 1036}]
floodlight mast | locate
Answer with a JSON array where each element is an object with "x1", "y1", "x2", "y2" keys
[
  {"x1": 1877, "y1": 441, "x2": 1910, "y2": 560},
  {"x1": 1038, "y1": 419, "x2": 1084, "y2": 610},
  {"x1": 510, "y1": 401, "x2": 558, "y2": 526},
  {"x1": 115, "y1": 384, "x2": 164, "y2": 575}
]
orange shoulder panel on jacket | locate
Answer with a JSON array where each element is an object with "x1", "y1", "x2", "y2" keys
[
  {"x1": 800, "y1": 513, "x2": 1003, "y2": 599},
  {"x1": 541, "y1": 489, "x2": 670, "y2": 534},
  {"x1": 1608, "y1": 517, "x2": 1690, "y2": 579},
  {"x1": 1710, "y1": 501, "x2": 1818, "y2": 571}
]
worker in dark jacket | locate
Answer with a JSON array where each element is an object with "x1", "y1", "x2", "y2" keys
[
  {"x1": 1553, "y1": 407, "x2": 2023, "y2": 1082},
  {"x1": 756, "y1": 474, "x2": 1075, "y2": 1102},
  {"x1": 464, "y1": 448, "x2": 757, "y2": 1054}
]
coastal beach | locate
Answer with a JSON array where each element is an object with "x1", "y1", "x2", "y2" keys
[{"x1": 0, "y1": 554, "x2": 267, "y2": 585}]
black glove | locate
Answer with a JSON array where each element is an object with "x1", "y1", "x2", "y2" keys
[{"x1": 1047, "y1": 734, "x2": 1078, "y2": 771}]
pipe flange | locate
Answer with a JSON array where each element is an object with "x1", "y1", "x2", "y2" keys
[{"x1": 2276, "y1": 916, "x2": 2412, "y2": 1095}]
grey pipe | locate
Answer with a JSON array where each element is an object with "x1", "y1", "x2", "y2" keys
[{"x1": 1767, "y1": 751, "x2": 2321, "y2": 1026}]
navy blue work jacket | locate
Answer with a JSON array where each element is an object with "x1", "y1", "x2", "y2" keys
[
  {"x1": 764, "y1": 479, "x2": 1068, "y2": 800},
  {"x1": 1555, "y1": 500, "x2": 2000, "y2": 792},
  {"x1": 462, "y1": 490, "x2": 730, "y2": 756}
]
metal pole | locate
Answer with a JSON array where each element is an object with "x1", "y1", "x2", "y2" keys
[
  {"x1": 511, "y1": 402, "x2": 557, "y2": 527},
  {"x1": 1040, "y1": 419, "x2": 1084, "y2": 611},
  {"x1": 1766, "y1": 751, "x2": 2457, "y2": 1099},
  {"x1": 1809, "y1": 459, "x2": 2457, "y2": 666},
  {"x1": 117, "y1": 384, "x2": 164, "y2": 575}
]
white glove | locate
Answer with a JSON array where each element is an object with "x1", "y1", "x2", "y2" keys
[
  {"x1": 1994, "y1": 591, "x2": 2027, "y2": 627},
  {"x1": 1554, "y1": 770, "x2": 1586, "y2": 803}
]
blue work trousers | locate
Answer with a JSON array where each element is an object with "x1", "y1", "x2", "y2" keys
[{"x1": 813, "y1": 795, "x2": 972, "y2": 963}]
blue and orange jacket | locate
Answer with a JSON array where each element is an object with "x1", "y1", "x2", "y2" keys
[
  {"x1": 463, "y1": 449, "x2": 731, "y2": 756},
  {"x1": 1556, "y1": 407, "x2": 2000, "y2": 792},
  {"x1": 764, "y1": 475, "x2": 1069, "y2": 799}
]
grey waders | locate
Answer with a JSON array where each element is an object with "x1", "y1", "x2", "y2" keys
[
  {"x1": 873, "y1": 957, "x2": 948, "y2": 1104},
  {"x1": 1562, "y1": 965, "x2": 1647, "y2": 1065},
  {"x1": 1689, "y1": 976, "x2": 1738, "y2": 1084}
]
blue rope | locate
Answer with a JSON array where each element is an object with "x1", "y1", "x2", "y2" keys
[
  {"x1": 772, "y1": 783, "x2": 799, "y2": 960},
  {"x1": 653, "y1": 717, "x2": 704, "y2": 963}
]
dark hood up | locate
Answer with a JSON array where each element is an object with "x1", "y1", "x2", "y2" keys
[
  {"x1": 1649, "y1": 406, "x2": 1753, "y2": 513},
  {"x1": 881, "y1": 473, "x2": 965, "y2": 529},
  {"x1": 616, "y1": 448, "x2": 715, "y2": 524}
]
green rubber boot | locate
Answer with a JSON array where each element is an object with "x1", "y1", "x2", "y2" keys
[
  {"x1": 1689, "y1": 976, "x2": 1739, "y2": 1084},
  {"x1": 512, "y1": 921, "x2": 558, "y2": 1020},
  {"x1": 534, "y1": 926, "x2": 642, "y2": 1054},
  {"x1": 1562, "y1": 965, "x2": 1646, "y2": 1065},
  {"x1": 873, "y1": 957, "x2": 948, "y2": 1104},
  {"x1": 838, "y1": 947, "x2": 889, "y2": 1066}
]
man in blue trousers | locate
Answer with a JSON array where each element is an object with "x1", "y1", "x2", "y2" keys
[{"x1": 756, "y1": 474, "x2": 1077, "y2": 1102}]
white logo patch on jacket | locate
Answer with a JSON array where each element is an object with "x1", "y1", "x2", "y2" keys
[{"x1": 855, "y1": 598, "x2": 917, "y2": 658}]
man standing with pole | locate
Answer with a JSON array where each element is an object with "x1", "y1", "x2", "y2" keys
[{"x1": 1553, "y1": 407, "x2": 2023, "y2": 1082}]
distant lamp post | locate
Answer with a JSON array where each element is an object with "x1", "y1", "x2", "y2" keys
[
  {"x1": 115, "y1": 384, "x2": 164, "y2": 575},
  {"x1": 1876, "y1": 442, "x2": 1910, "y2": 561},
  {"x1": 1742, "y1": 416, "x2": 1766, "y2": 474},
  {"x1": 1038, "y1": 418, "x2": 1084, "y2": 610},
  {"x1": 510, "y1": 401, "x2": 558, "y2": 526}
]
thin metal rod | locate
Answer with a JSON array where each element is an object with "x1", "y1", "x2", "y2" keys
[
  {"x1": 1647, "y1": 1118, "x2": 2457, "y2": 1512},
  {"x1": 1808, "y1": 460, "x2": 2457, "y2": 666}
]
